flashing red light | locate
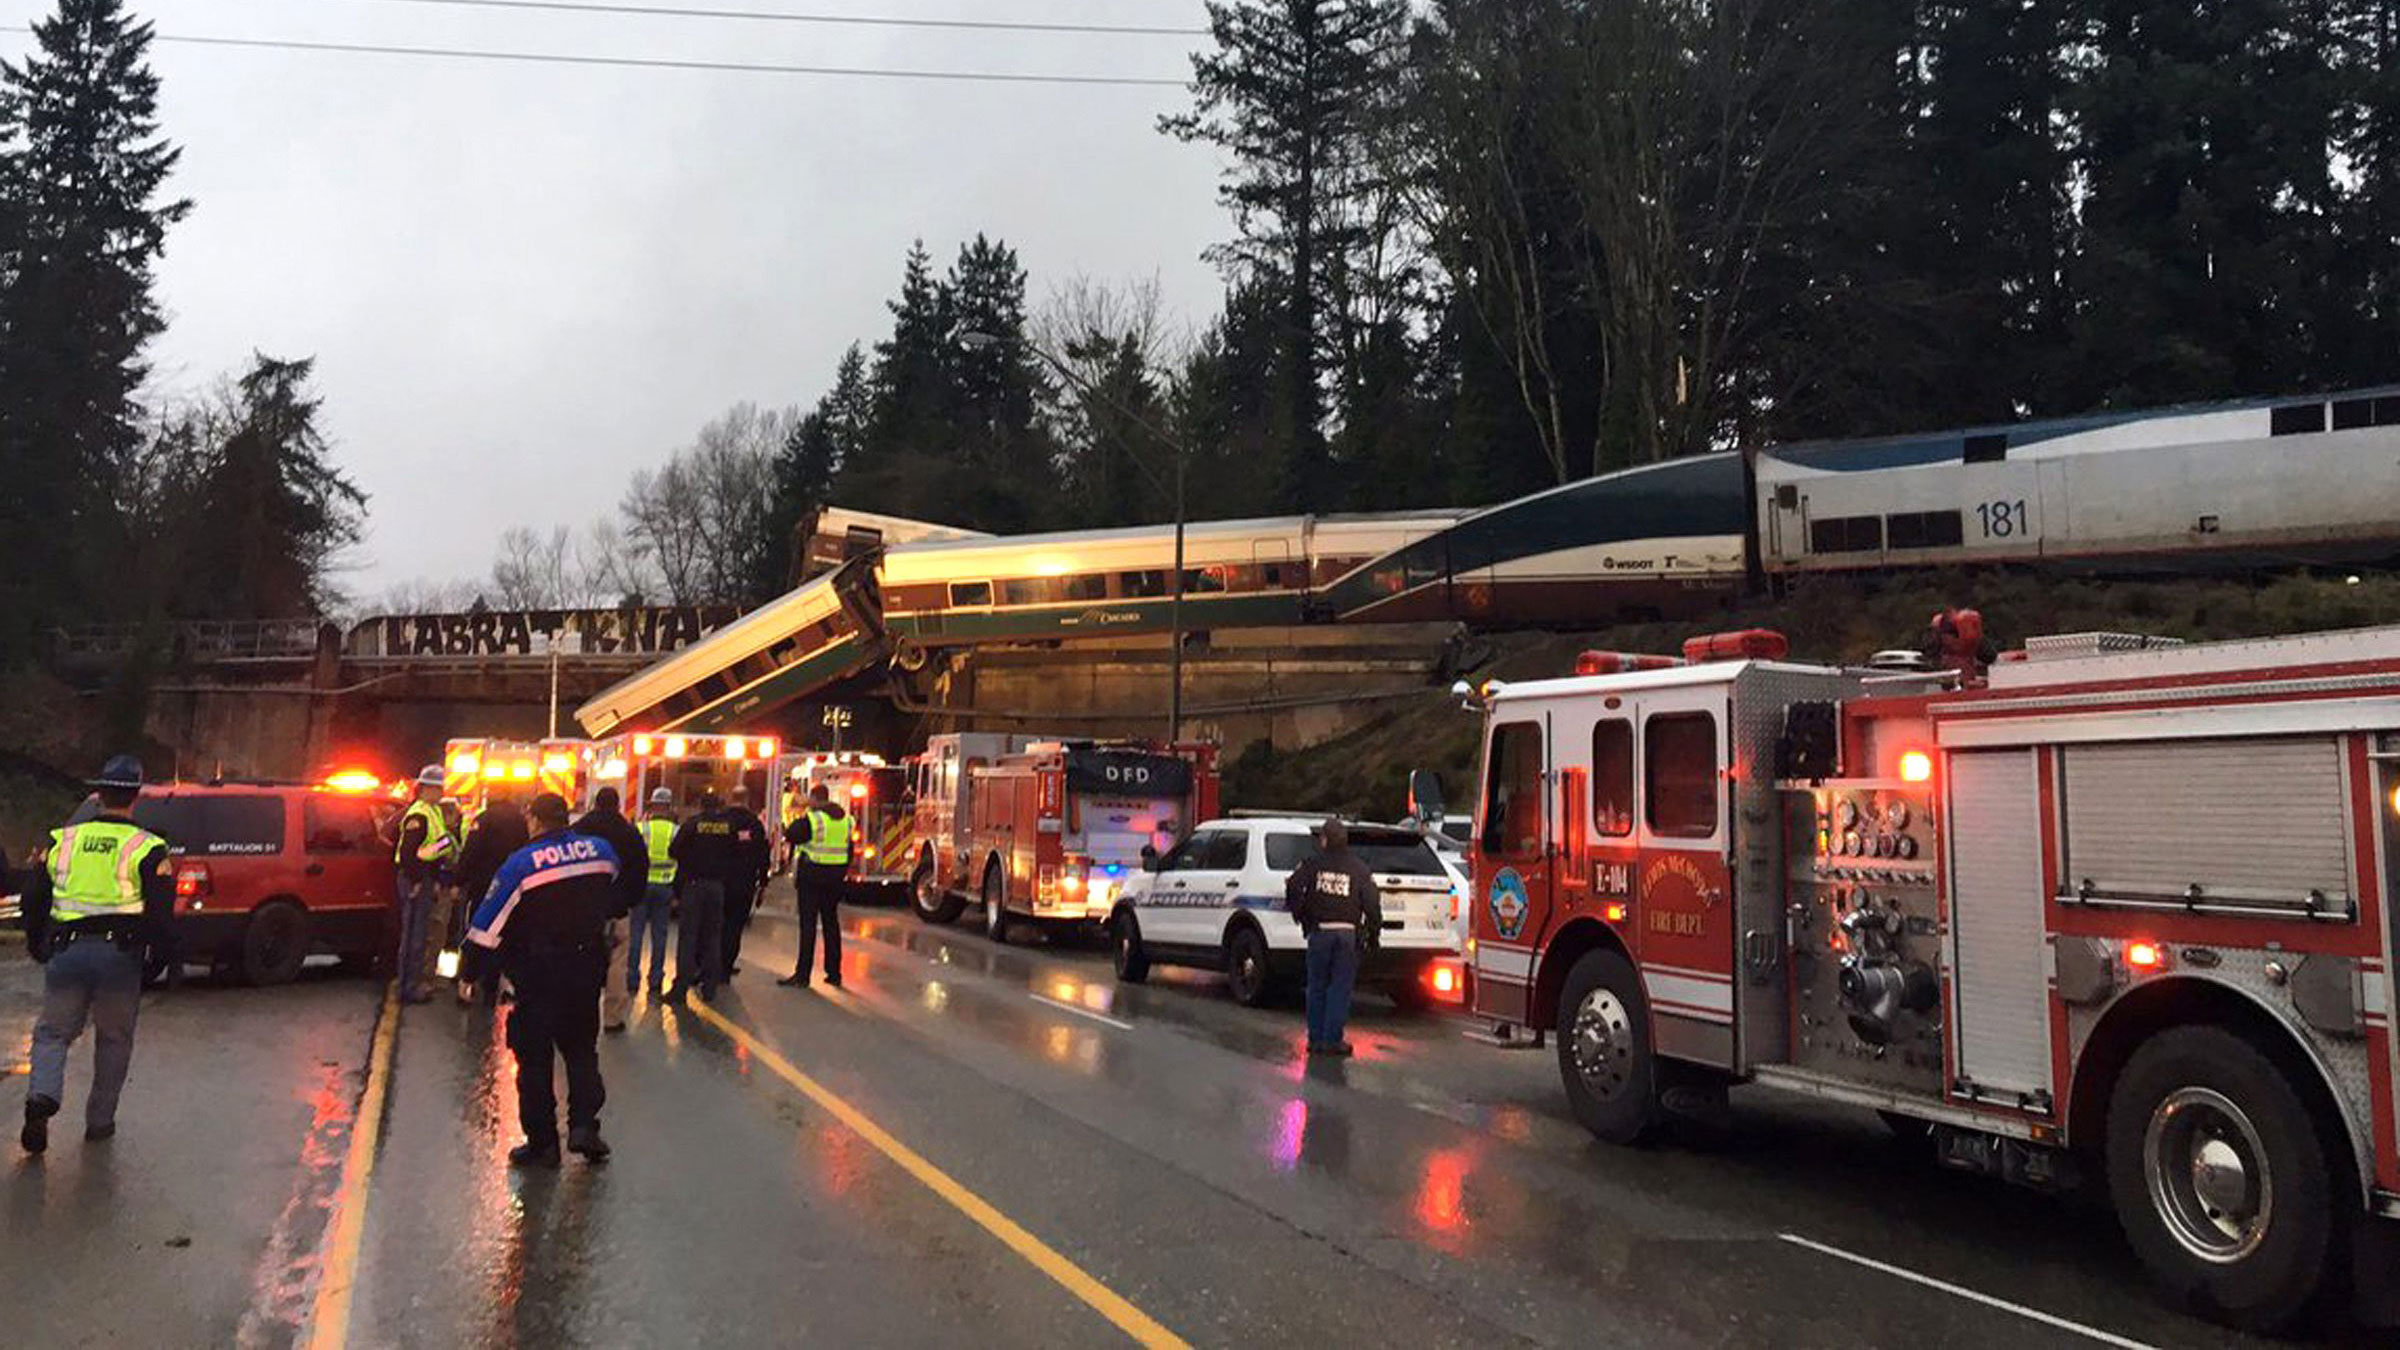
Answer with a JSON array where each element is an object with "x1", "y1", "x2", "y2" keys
[
  {"x1": 1431, "y1": 965, "x2": 1458, "y2": 996},
  {"x1": 1898, "y1": 750, "x2": 1934, "y2": 783},
  {"x1": 849, "y1": 780, "x2": 869, "y2": 800},
  {"x1": 633, "y1": 735, "x2": 654, "y2": 756},
  {"x1": 2126, "y1": 940, "x2": 2167, "y2": 971},
  {"x1": 1682, "y1": 628, "x2": 1789, "y2": 663},
  {"x1": 174, "y1": 864, "x2": 210, "y2": 899},
  {"x1": 1604, "y1": 902, "x2": 1628, "y2": 924},
  {"x1": 323, "y1": 769, "x2": 382, "y2": 794},
  {"x1": 757, "y1": 737, "x2": 779, "y2": 759}
]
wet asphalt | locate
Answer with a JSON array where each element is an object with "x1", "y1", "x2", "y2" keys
[{"x1": 0, "y1": 901, "x2": 2309, "y2": 1348}]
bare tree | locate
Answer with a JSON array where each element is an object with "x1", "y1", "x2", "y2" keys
[{"x1": 621, "y1": 403, "x2": 795, "y2": 606}]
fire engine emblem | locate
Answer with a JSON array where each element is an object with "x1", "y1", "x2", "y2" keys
[{"x1": 1488, "y1": 868, "x2": 1530, "y2": 940}]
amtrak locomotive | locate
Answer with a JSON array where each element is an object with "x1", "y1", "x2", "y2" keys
[{"x1": 576, "y1": 386, "x2": 2400, "y2": 737}]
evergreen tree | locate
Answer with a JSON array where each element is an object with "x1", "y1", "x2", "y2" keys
[
  {"x1": 0, "y1": 0, "x2": 191, "y2": 653},
  {"x1": 843, "y1": 241, "x2": 962, "y2": 526},
  {"x1": 1167, "y1": 282, "x2": 1289, "y2": 520},
  {"x1": 183, "y1": 355, "x2": 367, "y2": 619},
  {"x1": 1164, "y1": 0, "x2": 1409, "y2": 510},
  {"x1": 763, "y1": 344, "x2": 869, "y2": 589},
  {"x1": 1059, "y1": 329, "x2": 1171, "y2": 526},
  {"x1": 944, "y1": 234, "x2": 1059, "y2": 531}
]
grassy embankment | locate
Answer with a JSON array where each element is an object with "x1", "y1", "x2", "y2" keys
[{"x1": 1223, "y1": 570, "x2": 2400, "y2": 820}]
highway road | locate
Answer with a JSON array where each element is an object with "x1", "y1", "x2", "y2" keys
[{"x1": 0, "y1": 894, "x2": 2300, "y2": 1348}]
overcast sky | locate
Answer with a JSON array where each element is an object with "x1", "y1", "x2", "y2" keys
[{"x1": 1, "y1": 0, "x2": 1227, "y2": 605}]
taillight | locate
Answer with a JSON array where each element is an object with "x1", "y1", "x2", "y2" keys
[{"x1": 175, "y1": 863, "x2": 212, "y2": 906}]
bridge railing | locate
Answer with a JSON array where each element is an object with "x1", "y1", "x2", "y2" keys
[{"x1": 50, "y1": 619, "x2": 329, "y2": 665}]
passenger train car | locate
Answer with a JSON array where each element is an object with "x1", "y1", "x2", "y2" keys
[
  {"x1": 877, "y1": 510, "x2": 1467, "y2": 647},
  {"x1": 1756, "y1": 386, "x2": 2400, "y2": 574},
  {"x1": 577, "y1": 386, "x2": 2400, "y2": 738}
]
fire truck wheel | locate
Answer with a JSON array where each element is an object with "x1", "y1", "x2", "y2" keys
[
  {"x1": 2106, "y1": 1025, "x2": 2340, "y2": 1332},
  {"x1": 912, "y1": 862, "x2": 964, "y2": 925},
  {"x1": 1112, "y1": 913, "x2": 1151, "y2": 983},
  {"x1": 1225, "y1": 926, "x2": 1275, "y2": 1007},
  {"x1": 1556, "y1": 948, "x2": 1664, "y2": 1145},
  {"x1": 981, "y1": 866, "x2": 1014, "y2": 944},
  {"x1": 241, "y1": 902, "x2": 311, "y2": 987}
]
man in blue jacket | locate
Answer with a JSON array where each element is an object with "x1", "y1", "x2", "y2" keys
[{"x1": 468, "y1": 793, "x2": 619, "y2": 1167}]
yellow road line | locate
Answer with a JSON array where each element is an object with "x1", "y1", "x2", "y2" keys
[
  {"x1": 304, "y1": 981, "x2": 402, "y2": 1350},
  {"x1": 689, "y1": 1000, "x2": 1187, "y2": 1349}
]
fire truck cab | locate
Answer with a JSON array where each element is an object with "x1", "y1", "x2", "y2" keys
[
  {"x1": 1466, "y1": 626, "x2": 2400, "y2": 1331},
  {"x1": 909, "y1": 734, "x2": 1220, "y2": 944}
]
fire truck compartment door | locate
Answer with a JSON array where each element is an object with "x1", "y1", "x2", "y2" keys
[
  {"x1": 1632, "y1": 689, "x2": 1736, "y2": 1068},
  {"x1": 1946, "y1": 748, "x2": 2054, "y2": 1102}
]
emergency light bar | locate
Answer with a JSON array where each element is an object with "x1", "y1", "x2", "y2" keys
[{"x1": 629, "y1": 732, "x2": 777, "y2": 762}]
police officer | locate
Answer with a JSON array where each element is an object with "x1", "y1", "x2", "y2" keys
[
  {"x1": 1282, "y1": 819, "x2": 1382, "y2": 1057},
  {"x1": 627, "y1": 789, "x2": 679, "y2": 1001},
  {"x1": 393, "y1": 765, "x2": 459, "y2": 1004},
  {"x1": 21, "y1": 755, "x2": 174, "y2": 1154},
  {"x1": 778, "y1": 783, "x2": 852, "y2": 990},
  {"x1": 720, "y1": 786, "x2": 771, "y2": 978},
  {"x1": 466, "y1": 792, "x2": 618, "y2": 1167},
  {"x1": 667, "y1": 791, "x2": 742, "y2": 1004}
]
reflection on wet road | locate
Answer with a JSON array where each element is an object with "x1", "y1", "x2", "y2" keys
[{"x1": 0, "y1": 908, "x2": 2290, "y2": 1347}]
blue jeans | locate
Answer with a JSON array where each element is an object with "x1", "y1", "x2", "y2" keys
[
  {"x1": 396, "y1": 874, "x2": 439, "y2": 998},
  {"x1": 29, "y1": 937, "x2": 144, "y2": 1128},
  {"x1": 1304, "y1": 929, "x2": 1360, "y2": 1047},
  {"x1": 626, "y1": 885, "x2": 673, "y2": 992}
]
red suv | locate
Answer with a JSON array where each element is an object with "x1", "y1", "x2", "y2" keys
[{"x1": 67, "y1": 782, "x2": 399, "y2": 985}]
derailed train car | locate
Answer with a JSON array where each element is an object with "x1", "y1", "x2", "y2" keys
[{"x1": 576, "y1": 386, "x2": 2400, "y2": 737}]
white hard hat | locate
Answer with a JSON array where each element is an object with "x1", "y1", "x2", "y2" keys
[
  {"x1": 416, "y1": 765, "x2": 447, "y2": 788},
  {"x1": 649, "y1": 787, "x2": 674, "y2": 806}
]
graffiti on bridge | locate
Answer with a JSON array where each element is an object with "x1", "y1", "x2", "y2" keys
[{"x1": 352, "y1": 607, "x2": 739, "y2": 659}]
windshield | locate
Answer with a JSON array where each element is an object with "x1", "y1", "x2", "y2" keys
[{"x1": 1263, "y1": 829, "x2": 1445, "y2": 877}]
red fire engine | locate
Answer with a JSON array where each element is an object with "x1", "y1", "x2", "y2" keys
[
  {"x1": 1462, "y1": 625, "x2": 2399, "y2": 1331},
  {"x1": 778, "y1": 751, "x2": 913, "y2": 900},
  {"x1": 907, "y1": 733, "x2": 1220, "y2": 944}
]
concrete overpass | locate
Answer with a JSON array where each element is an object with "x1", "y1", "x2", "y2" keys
[{"x1": 48, "y1": 611, "x2": 1474, "y2": 783}]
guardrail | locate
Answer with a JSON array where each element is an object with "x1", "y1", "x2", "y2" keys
[{"x1": 50, "y1": 619, "x2": 328, "y2": 664}]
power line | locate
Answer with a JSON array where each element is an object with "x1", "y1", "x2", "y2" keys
[
  {"x1": 0, "y1": 25, "x2": 1189, "y2": 88},
  {"x1": 353, "y1": 0, "x2": 1207, "y2": 38}
]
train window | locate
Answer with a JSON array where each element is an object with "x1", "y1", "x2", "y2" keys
[
  {"x1": 948, "y1": 581, "x2": 993, "y2": 608},
  {"x1": 1886, "y1": 510, "x2": 1964, "y2": 549},
  {"x1": 1481, "y1": 721, "x2": 1544, "y2": 858},
  {"x1": 1963, "y1": 433, "x2": 2008, "y2": 463},
  {"x1": 1063, "y1": 574, "x2": 1108, "y2": 602},
  {"x1": 2271, "y1": 402, "x2": 2328, "y2": 436},
  {"x1": 1645, "y1": 713, "x2": 1718, "y2": 839},
  {"x1": 1119, "y1": 570, "x2": 1169, "y2": 598},
  {"x1": 1808, "y1": 515, "x2": 1883, "y2": 554},
  {"x1": 1592, "y1": 719, "x2": 1633, "y2": 837},
  {"x1": 1181, "y1": 567, "x2": 1228, "y2": 594},
  {"x1": 2333, "y1": 397, "x2": 2375, "y2": 431},
  {"x1": 999, "y1": 579, "x2": 1048, "y2": 606},
  {"x1": 2382, "y1": 397, "x2": 2400, "y2": 427},
  {"x1": 1261, "y1": 563, "x2": 1286, "y2": 588}
]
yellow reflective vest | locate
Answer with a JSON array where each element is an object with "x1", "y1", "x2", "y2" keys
[
  {"x1": 800, "y1": 808, "x2": 852, "y2": 867},
  {"x1": 640, "y1": 815, "x2": 678, "y2": 884},
  {"x1": 394, "y1": 799, "x2": 457, "y2": 867},
  {"x1": 48, "y1": 820, "x2": 167, "y2": 922}
]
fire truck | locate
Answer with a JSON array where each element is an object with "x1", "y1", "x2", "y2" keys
[
  {"x1": 604, "y1": 730, "x2": 781, "y2": 812},
  {"x1": 778, "y1": 751, "x2": 913, "y2": 901},
  {"x1": 1460, "y1": 624, "x2": 2400, "y2": 1331},
  {"x1": 907, "y1": 733, "x2": 1220, "y2": 944},
  {"x1": 443, "y1": 737, "x2": 594, "y2": 814}
]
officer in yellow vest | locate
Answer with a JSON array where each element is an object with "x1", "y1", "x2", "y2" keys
[
  {"x1": 627, "y1": 788, "x2": 678, "y2": 1001},
  {"x1": 394, "y1": 765, "x2": 459, "y2": 1004},
  {"x1": 778, "y1": 783, "x2": 853, "y2": 990},
  {"x1": 21, "y1": 755, "x2": 174, "y2": 1155}
]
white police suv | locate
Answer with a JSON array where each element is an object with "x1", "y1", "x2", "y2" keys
[{"x1": 1109, "y1": 816, "x2": 1466, "y2": 1009}]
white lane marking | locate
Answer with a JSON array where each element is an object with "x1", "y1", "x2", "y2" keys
[
  {"x1": 1777, "y1": 1234, "x2": 2156, "y2": 1350},
  {"x1": 1031, "y1": 994, "x2": 1136, "y2": 1031}
]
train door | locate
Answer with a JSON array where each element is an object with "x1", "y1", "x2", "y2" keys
[
  {"x1": 2374, "y1": 735, "x2": 2400, "y2": 1197},
  {"x1": 1474, "y1": 712, "x2": 1551, "y2": 1023},
  {"x1": 1632, "y1": 684, "x2": 1737, "y2": 1069},
  {"x1": 1766, "y1": 481, "x2": 1806, "y2": 567}
]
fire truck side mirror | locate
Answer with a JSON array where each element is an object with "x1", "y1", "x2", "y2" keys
[
  {"x1": 1451, "y1": 680, "x2": 1478, "y2": 710},
  {"x1": 1407, "y1": 769, "x2": 1446, "y2": 824}
]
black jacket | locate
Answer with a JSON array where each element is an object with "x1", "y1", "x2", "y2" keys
[
  {"x1": 726, "y1": 806, "x2": 772, "y2": 890},
  {"x1": 455, "y1": 807, "x2": 530, "y2": 906},
  {"x1": 1283, "y1": 848, "x2": 1383, "y2": 937},
  {"x1": 571, "y1": 805, "x2": 648, "y2": 919},
  {"x1": 671, "y1": 808, "x2": 758, "y2": 884}
]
